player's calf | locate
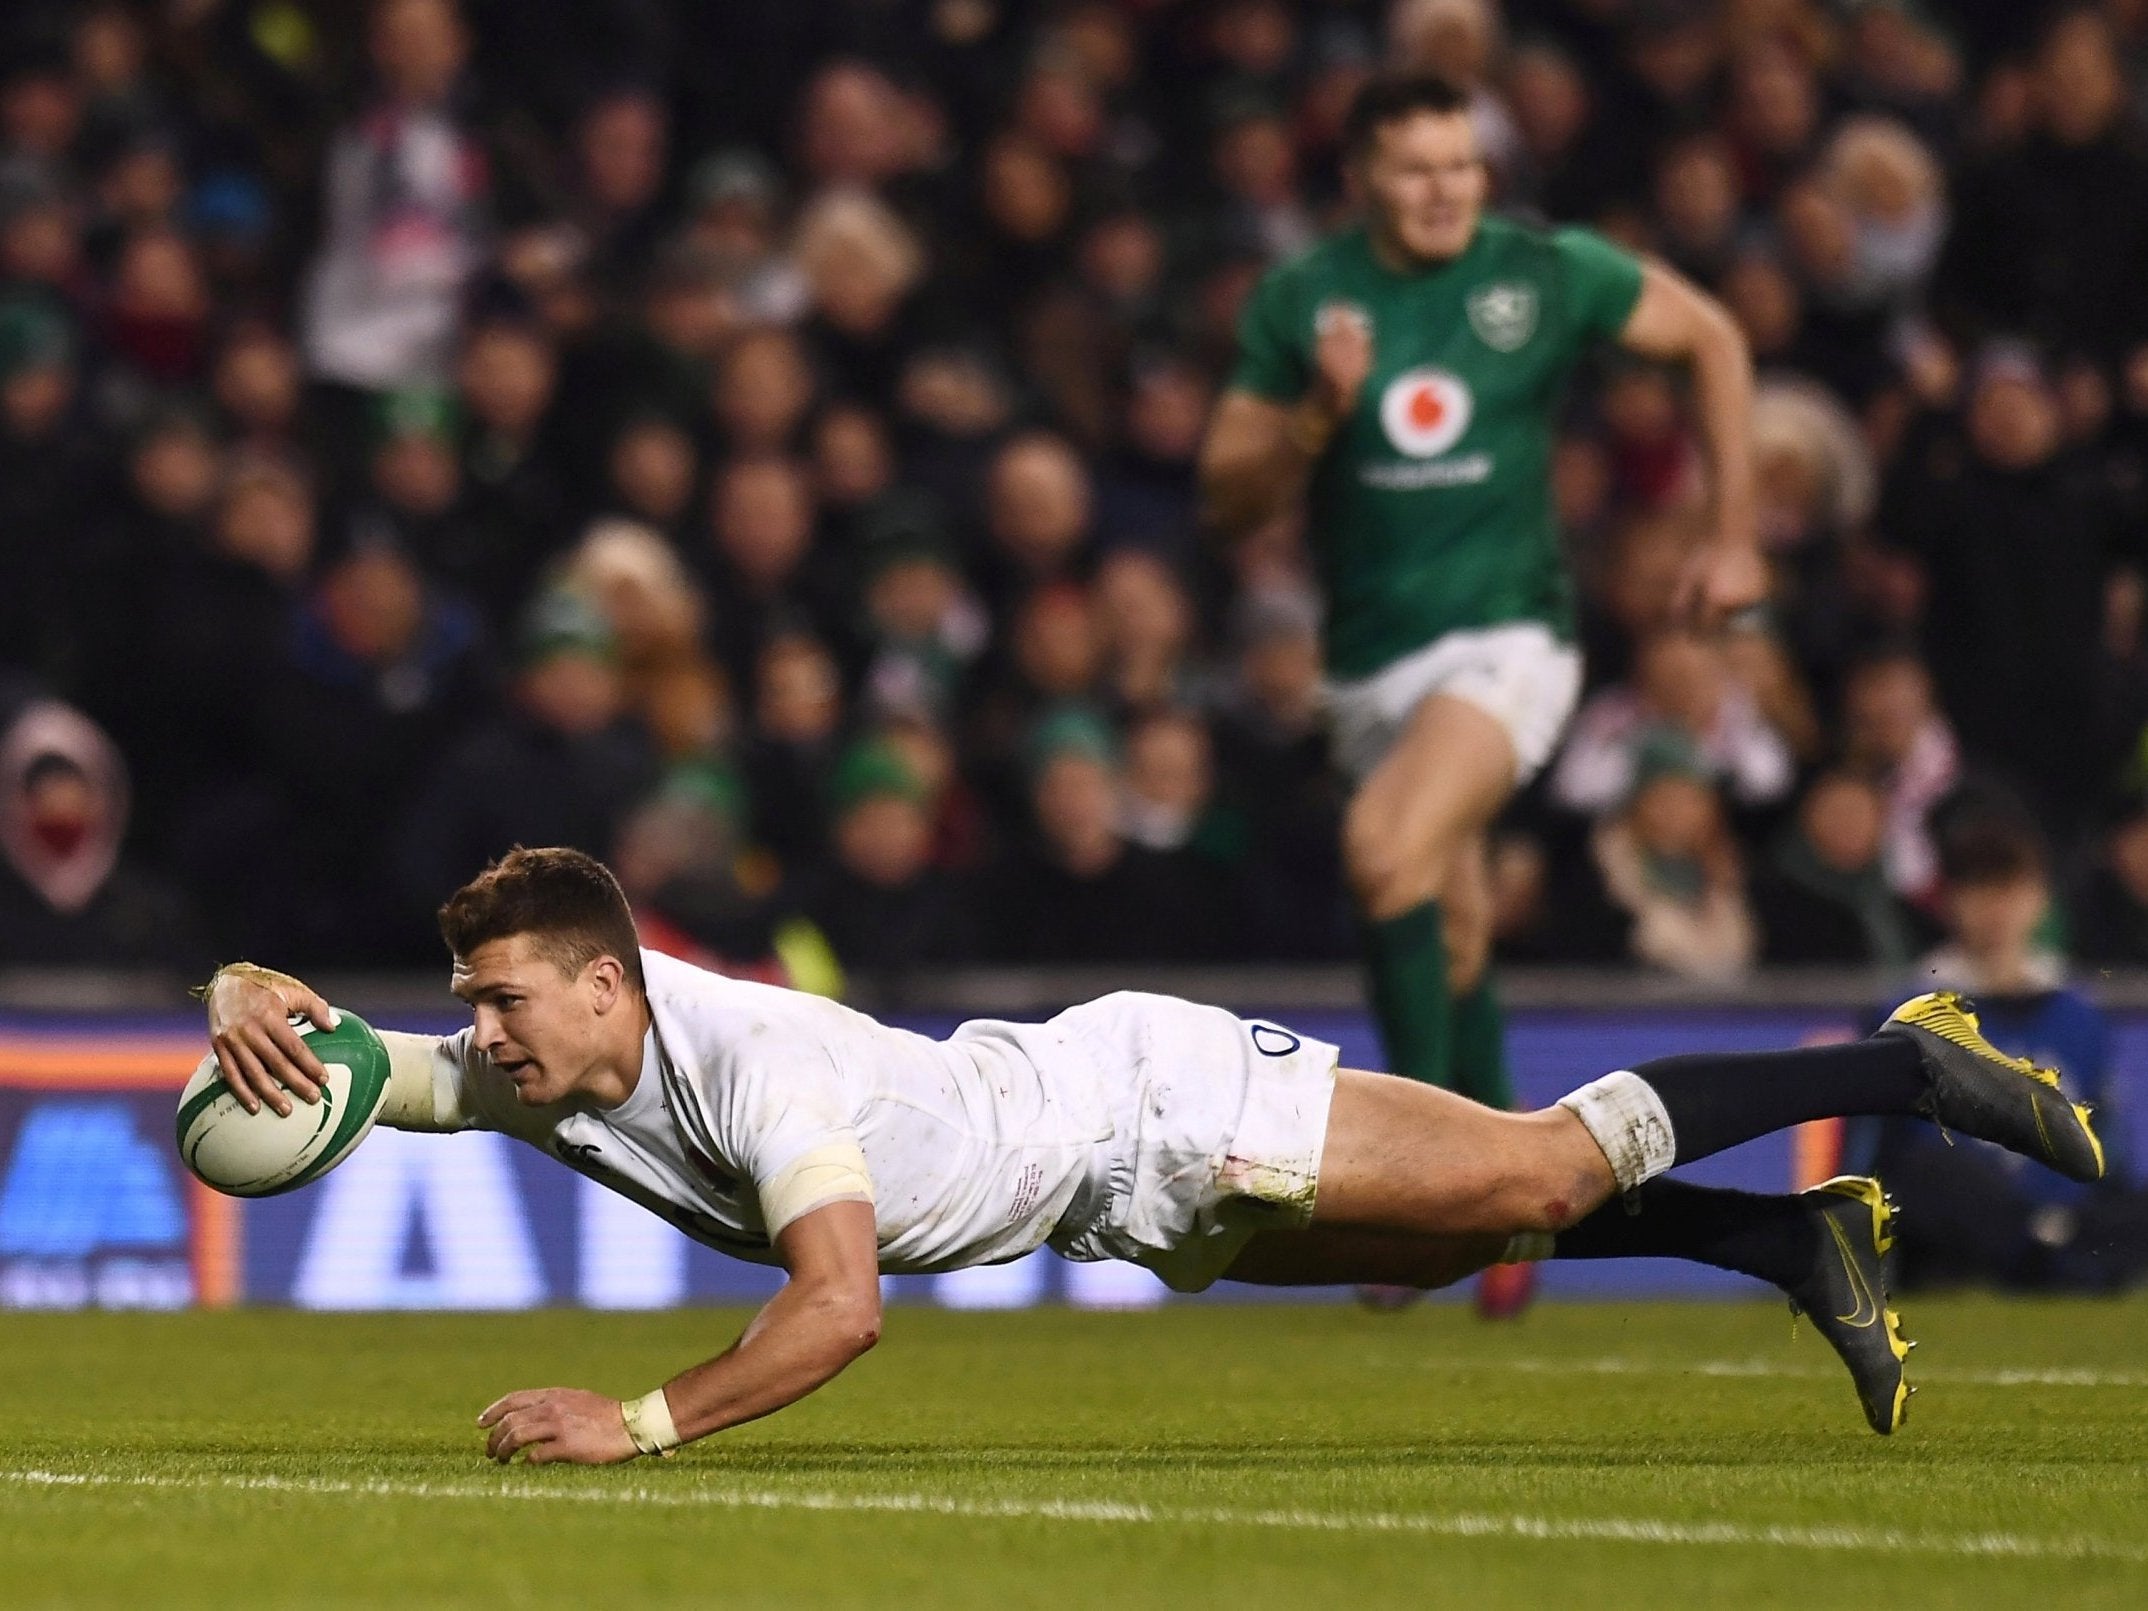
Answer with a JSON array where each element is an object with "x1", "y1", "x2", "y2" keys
[{"x1": 1313, "y1": 1071, "x2": 1615, "y2": 1239}]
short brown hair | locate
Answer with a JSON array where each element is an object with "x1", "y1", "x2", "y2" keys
[
  {"x1": 437, "y1": 847, "x2": 646, "y2": 992},
  {"x1": 1341, "y1": 73, "x2": 1472, "y2": 160}
]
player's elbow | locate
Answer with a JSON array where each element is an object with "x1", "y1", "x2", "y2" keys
[
  {"x1": 807, "y1": 1284, "x2": 883, "y2": 1357},
  {"x1": 840, "y1": 1291, "x2": 883, "y2": 1354},
  {"x1": 1689, "y1": 291, "x2": 1749, "y2": 369}
]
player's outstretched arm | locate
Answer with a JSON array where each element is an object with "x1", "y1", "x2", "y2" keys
[
  {"x1": 201, "y1": 962, "x2": 469, "y2": 1131},
  {"x1": 1616, "y1": 262, "x2": 1765, "y2": 626},
  {"x1": 477, "y1": 1199, "x2": 882, "y2": 1465}
]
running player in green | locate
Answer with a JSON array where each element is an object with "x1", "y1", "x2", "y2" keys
[{"x1": 1198, "y1": 74, "x2": 1764, "y2": 1311}]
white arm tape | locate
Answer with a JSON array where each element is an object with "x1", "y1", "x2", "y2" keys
[
  {"x1": 375, "y1": 1030, "x2": 472, "y2": 1133},
  {"x1": 758, "y1": 1139, "x2": 875, "y2": 1240}
]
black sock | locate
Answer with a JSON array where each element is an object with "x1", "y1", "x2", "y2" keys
[
  {"x1": 1633, "y1": 1038, "x2": 1926, "y2": 1166},
  {"x1": 1554, "y1": 1178, "x2": 1817, "y2": 1288}
]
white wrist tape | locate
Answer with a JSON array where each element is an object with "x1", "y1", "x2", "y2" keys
[
  {"x1": 1556, "y1": 1070, "x2": 1676, "y2": 1193},
  {"x1": 621, "y1": 1388, "x2": 681, "y2": 1457}
]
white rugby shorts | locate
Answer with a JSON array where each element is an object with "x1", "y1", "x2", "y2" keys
[
  {"x1": 1326, "y1": 620, "x2": 1584, "y2": 784},
  {"x1": 1045, "y1": 992, "x2": 1339, "y2": 1293}
]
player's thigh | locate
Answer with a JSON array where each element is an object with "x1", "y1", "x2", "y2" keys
[
  {"x1": 1313, "y1": 1068, "x2": 1608, "y2": 1236},
  {"x1": 1220, "y1": 1228, "x2": 1503, "y2": 1297},
  {"x1": 1220, "y1": 1225, "x2": 1506, "y2": 1289},
  {"x1": 1342, "y1": 694, "x2": 1517, "y2": 895}
]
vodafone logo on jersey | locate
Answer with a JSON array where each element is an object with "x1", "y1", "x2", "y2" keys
[{"x1": 1378, "y1": 367, "x2": 1473, "y2": 458}]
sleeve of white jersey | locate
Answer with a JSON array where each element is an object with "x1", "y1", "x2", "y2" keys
[
  {"x1": 374, "y1": 1028, "x2": 483, "y2": 1133},
  {"x1": 757, "y1": 1138, "x2": 876, "y2": 1239},
  {"x1": 702, "y1": 1040, "x2": 875, "y2": 1240}
]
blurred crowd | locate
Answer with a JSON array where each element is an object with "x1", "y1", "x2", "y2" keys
[{"x1": 5, "y1": 0, "x2": 2148, "y2": 997}]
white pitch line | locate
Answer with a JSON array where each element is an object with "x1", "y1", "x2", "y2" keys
[
  {"x1": 3, "y1": 1468, "x2": 2142, "y2": 1566},
  {"x1": 1466, "y1": 1357, "x2": 2148, "y2": 1389}
]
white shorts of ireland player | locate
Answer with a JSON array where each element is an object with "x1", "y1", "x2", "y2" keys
[
  {"x1": 1326, "y1": 620, "x2": 1584, "y2": 785},
  {"x1": 1045, "y1": 992, "x2": 1341, "y2": 1293}
]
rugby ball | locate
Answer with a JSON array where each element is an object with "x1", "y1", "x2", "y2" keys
[{"x1": 175, "y1": 1009, "x2": 391, "y2": 1198}]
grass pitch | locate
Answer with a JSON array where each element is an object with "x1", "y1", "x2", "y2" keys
[{"x1": 2, "y1": 1298, "x2": 2145, "y2": 1608}]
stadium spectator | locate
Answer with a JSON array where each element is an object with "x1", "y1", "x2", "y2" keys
[
  {"x1": 392, "y1": 587, "x2": 659, "y2": 916},
  {"x1": 99, "y1": 225, "x2": 212, "y2": 397},
  {"x1": 989, "y1": 707, "x2": 1221, "y2": 963},
  {"x1": 612, "y1": 763, "x2": 792, "y2": 986},
  {"x1": 1586, "y1": 731, "x2": 1758, "y2": 984},
  {"x1": 896, "y1": 342, "x2": 1015, "y2": 519},
  {"x1": 713, "y1": 326, "x2": 816, "y2": 456},
  {"x1": 742, "y1": 629, "x2": 846, "y2": 873},
  {"x1": 701, "y1": 453, "x2": 848, "y2": 690},
  {"x1": 2072, "y1": 792, "x2": 2148, "y2": 967},
  {"x1": 1094, "y1": 350, "x2": 1210, "y2": 561},
  {"x1": 127, "y1": 455, "x2": 317, "y2": 865},
  {"x1": 453, "y1": 311, "x2": 568, "y2": 604},
  {"x1": 677, "y1": 150, "x2": 805, "y2": 326},
  {"x1": 811, "y1": 400, "x2": 898, "y2": 525},
  {"x1": 854, "y1": 496, "x2": 988, "y2": 725},
  {"x1": 562, "y1": 518, "x2": 729, "y2": 761},
  {"x1": 602, "y1": 412, "x2": 700, "y2": 542},
  {"x1": 301, "y1": 0, "x2": 489, "y2": 470},
  {"x1": 1859, "y1": 805, "x2": 2144, "y2": 1292},
  {"x1": 1094, "y1": 548, "x2": 1198, "y2": 716},
  {"x1": 1880, "y1": 343, "x2": 2126, "y2": 835},
  {"x1": 350, "y1": 386, "x2": 483, "y2": 589},
  {"x1": 266, "y1": 538, "x2": 489, "y2": 960},
  {"x1": 212, "y1": 320, "x2": 305, "y2": 456},
  {"x1": 1753, "y1": 770, "x2": 1925, "y2": 967},
  {"x1": 1749, "y1": 377, "x2": 1878, "y2": 669},
  {"x1": 569, "y1": 85, "x2": 671, "y2": 297},
  {"x1": 1210, "y1": 585, "x2": 1350, "y2": 960},
  {"x1": 1120, "y1": 706, "x2": 1216, "y2": 855},
  {"x1": 797, "y1": 735, "x2": 976, "y2": 979},
  {"x1": 793, "y1": 187, "x2": 928, "y2": 411},
  {"x1": 1839, "y1": 645, "x2": 1960, "y2": 907},
  {"x1": 0, "y1": 700, "x2": 206, "y2": 972},
  {"x1": 977, "y1": 431, "x2": 1097, "y2": 614},
  {"x1": 1552, "y1": 630, "x2": 1796, "y2": 818},
  {"x1": 0, "y1": 294, "x2": 93, "y2": 688}
]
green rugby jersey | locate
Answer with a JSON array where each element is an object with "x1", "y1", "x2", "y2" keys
[{"x1": 1230, "y1": 214, "x2": 1644, "y2": 679}]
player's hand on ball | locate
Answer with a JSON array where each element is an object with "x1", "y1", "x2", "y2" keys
[
  {"x1": 205, "y1": 969, "x2": 337, "y2": 1117},
  {"x1": 1311, "y1": 301, "x2": 1373, "y2": 420},
  {"x1": 478, "y1": 1388, "x2": 639, "y2": 1465}
]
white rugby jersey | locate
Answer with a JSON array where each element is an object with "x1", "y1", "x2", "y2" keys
[{"x1": 383, "y1": 949, "x2": 1114, "y2": 1272}]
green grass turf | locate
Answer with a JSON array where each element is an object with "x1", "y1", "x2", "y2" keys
[{"x1": 2, "y1": 1297, "x2": 2146, "y2": 1608}]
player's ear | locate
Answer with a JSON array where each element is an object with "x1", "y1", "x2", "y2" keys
[{"x1": 586, "y1": 954, "x2": 626, "y2": 1013}]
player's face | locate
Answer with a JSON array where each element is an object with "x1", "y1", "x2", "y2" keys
[
  {"x1": 1355, "y1": 111, "x2": 1488, "y2": 265},
  {"x1": 453, "y1": 935, "x2": 608, "y2": 1106}
]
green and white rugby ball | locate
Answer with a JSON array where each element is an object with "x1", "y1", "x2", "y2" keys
[{"x1": 175, "y1": 1009, "x2": 391, "y2": 1198}]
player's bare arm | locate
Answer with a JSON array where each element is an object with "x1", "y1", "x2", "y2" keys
[
  {"x1": 1616, "y1": 261, "x2": 1766, "y2": 625},
  {"x1": 1198, "y1": 304, "x2": 1372, "y2": 535},
  {"x1": 477, "y1": 1198, "x2": 882, "y2": 1465}
]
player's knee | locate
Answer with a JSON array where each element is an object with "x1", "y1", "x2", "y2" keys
[
  {"x1": 1502, "y1": 1147, "x2": 1598, "y2": 1234},
  {"x1": 1343, "y1": 809, "x2": 1448, "y2": 911}
]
